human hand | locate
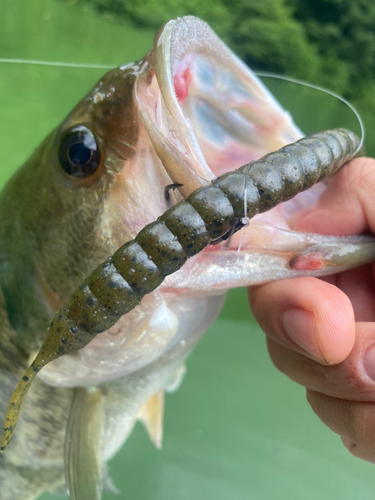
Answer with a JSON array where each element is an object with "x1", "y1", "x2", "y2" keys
[{"x1": 248, "y1": 157, "x2": 375, "y2": 463}]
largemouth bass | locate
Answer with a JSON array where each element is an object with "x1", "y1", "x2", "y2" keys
[{"x1": 0, "y1": 16, "x2": 373, "y2": 500}]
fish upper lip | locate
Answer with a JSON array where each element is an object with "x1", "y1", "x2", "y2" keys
[{"x1": 150, "y1": 17, "x2": 302, "y2": 186}]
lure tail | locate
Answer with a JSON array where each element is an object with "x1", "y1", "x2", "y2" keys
[
  {"x1": 65, "y1": 387, "x2": 104, "y2": 500},
  {"x1": 0, "y1": 362, "x2": 39, "y2": 451}
]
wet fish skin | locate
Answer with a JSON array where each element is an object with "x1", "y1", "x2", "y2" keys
[{"x1": 0, "y1": 61, "x2": 147, "y2": 498}]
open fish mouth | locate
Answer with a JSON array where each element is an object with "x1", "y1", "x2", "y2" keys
[
  {"x1": 136, "y1": 16, "x2": 302, "y2": 200},
  {"x1": 135, "y1": 16, "x2": 324, "y2": 240}
]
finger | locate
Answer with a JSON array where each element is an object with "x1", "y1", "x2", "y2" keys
[
  {"x1": 333, "y1": 265, "x2": 375, "y2": 322},
  {"x1": 249, "y1": 276, "x2": 355, "y2": 364},
  {"x1": 307, "y1": 389, "x2": 375, "y2": 461},
  {"x1": 341, "y1": 437, "x2": 375, "y2": 463},
  {"x1": 266, "y1": 323, "x2": 375, "y2": 401},
  {"x1": 290, "y1": 157, "x2": 375, "y2": 236},
  {"x1": 320, "y1": 265, "x2": 375, "y2": 322}
]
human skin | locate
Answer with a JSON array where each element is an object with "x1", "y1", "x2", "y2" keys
[{"x1": 248, "y1": 156, "x2": 375, "y2": 463}]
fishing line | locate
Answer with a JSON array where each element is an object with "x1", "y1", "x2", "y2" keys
[
  {"x1": 237, "y1": 175, "x2": 250, "y2": 253},
  {"x1": 2, "y1": 61, "x2": 364, "y2": 155},
  {"x1": 255, "y1": 71, "x2": 365, "y2": 155},
  {"x1": 0, "y1": 58, "x2": 114, "y2": 69}
]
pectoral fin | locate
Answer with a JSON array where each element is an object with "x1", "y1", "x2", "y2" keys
[
  {"x1": 138, "y1": 389, "x2": 164, "y2": 449},
  {"x1": 65, "y1": 387, "x2": 103, "y2": 500},
  {"x1": 164, "y1": 364, "x2": 187, "y2": 393}
]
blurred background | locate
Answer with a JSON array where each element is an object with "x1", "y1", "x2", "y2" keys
[{"x1": 1, "y1": 1, "x2": 375, "y2": 499}]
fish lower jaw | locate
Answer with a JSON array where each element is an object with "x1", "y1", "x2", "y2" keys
[{"x1": 36, "y1": 294, "x2": 225, "y2": 387}]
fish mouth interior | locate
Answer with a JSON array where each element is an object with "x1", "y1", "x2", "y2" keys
[
  {"x1": 172, "y1": 52, "x2": 302, "y2": 178},
  {"x1": 136, "y1": 17, "x2": 323, "y2": 226},
  {"x1": 149, "y1": 16, "x2": 303, "y2": 184}
]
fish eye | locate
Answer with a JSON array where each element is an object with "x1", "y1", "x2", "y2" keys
[{"x1": 58, "y1": 126, "x2": 100, "y2": 177}]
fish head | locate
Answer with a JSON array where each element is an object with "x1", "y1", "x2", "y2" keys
[
  {"x1": 1, "y1": 16, "x2": 307, "y2": 371},
  {"x1": 0, "y1": 16, "x2": 303, "y2": 316}
]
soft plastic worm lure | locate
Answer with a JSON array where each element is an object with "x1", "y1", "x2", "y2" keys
[{"x1": 1, "y1": 127, "x2": 362, "y2": 450}]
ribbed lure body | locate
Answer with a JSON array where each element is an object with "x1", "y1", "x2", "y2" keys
[{"x1": 0, "y1": 128, "x2": 361, "y2": 451}]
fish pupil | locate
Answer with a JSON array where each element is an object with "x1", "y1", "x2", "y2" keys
[
  {"x1": 59, "y1": 126, "x2": 100, "y2": 177},
  {"x1": 69, "y1": 142, "x2": 93, "y2": 166}
]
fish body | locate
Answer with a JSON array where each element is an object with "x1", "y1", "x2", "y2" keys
[{"x1": 0, "y1": 16, "x2": 374, "y2": 500}]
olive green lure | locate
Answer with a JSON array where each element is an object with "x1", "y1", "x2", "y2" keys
[{"x1": 0, "y1": 128, "x2": 362, "y2": 451}]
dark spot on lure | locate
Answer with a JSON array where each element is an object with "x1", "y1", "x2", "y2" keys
[{"x1": 0, "y1": 128, "x2": 362, "y2": 452}]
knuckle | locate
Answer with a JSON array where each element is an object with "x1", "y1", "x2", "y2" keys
[
  {"x1": 341, "y1": 437, "x2": 375, "y2": 463},
  {"x1": 341, "y1": 436, "x2": 355, "y2": 452},
  {"x1": 356, "y1": 157, "x2": 375, "y2": 175},
  {"x1": 266, "y1": 338, "x2": 287, "y2": 373},
  {"x1": 334, "y1": 157, "x2": 375, "y2": 199},
  {"x1": 345, "y1": 402, "x2": 362, "y2": 441},
  {"x1": 248, "y1": 285, "x2": 278, "y2": 335},
  {"x1": 358, "y1": 404, "x2": 375, "y2": 449},
  {"x1": 357, "y1": 164, "x2": 375, "y2": 194},
  {"x1": 247, "y1": 285, "x2": 262, "y2": 316},
  {"x1": 313, "y1": 357, "x2": 373, "y2": 400},
  {"x1": 306, "y1": 388, "x2": 319, "y2": 411},
  {"x1": 345, "y1": 157, "x2": 375, "y2": 183},
  {"x1": 344, "y1": 402, "x2": 375, "y2": 449},
  {"x1": 323, "y1": 363, "x2": 355, "y2": 391}
]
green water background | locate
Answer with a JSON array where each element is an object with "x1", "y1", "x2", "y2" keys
[{"x1": 1, "y1": 1, "x2": 374, "y2": 499}]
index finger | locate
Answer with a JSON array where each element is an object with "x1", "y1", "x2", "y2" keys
[{"x1": 289, "y1": 157, "x2": 375, "y2": 236}]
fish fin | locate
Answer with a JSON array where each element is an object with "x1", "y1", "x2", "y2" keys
[
  {"x1": 65, "y1": 387, "x2": 103, "y2": 500},
  {"x1": 138, "y1": 389, "x2": 164, "y2": 449},
  {"x1": 164, "y1": 363, "x2": 187, "y2": 393},
  {"x1": 102, "y1": 463, "x2": 120, "y2": 495}
]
